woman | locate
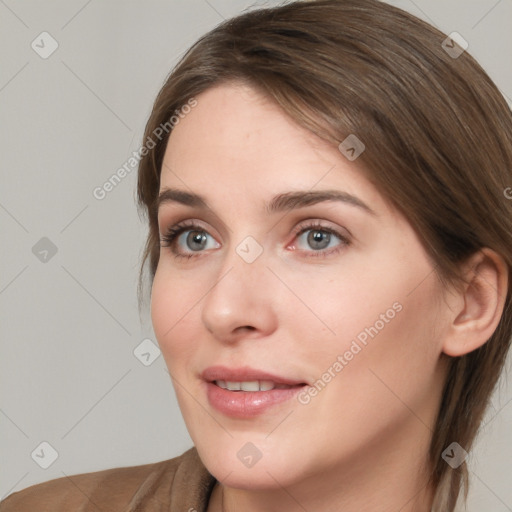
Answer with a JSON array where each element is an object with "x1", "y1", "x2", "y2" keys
[{"x1": 2, "y1": 0, "x2": 511, "y2": 510}]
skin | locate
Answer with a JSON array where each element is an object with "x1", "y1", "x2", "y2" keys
[{"x1": 150, "y1": 82, "x2": 507, "y2": 512}]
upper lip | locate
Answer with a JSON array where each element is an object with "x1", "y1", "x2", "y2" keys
[{"x1": 202, "y1": 365, "x2": 306, "y2": 386}]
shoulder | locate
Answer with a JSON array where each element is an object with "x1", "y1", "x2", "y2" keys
[{"x1": 0, "y1": 446, "x2": 215, "y2": 512}]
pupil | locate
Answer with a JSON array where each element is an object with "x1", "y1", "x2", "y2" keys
[
  {"x1": 188, "y1": 231, "x2": 206, "y2": 251},
  {"x1": 309, "y1": 230, "x2": 330, "y2": 250}
]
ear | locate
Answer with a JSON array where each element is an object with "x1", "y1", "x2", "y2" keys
[{"x1": 442, "y1": 248, "x2": 509, "y2": 357}]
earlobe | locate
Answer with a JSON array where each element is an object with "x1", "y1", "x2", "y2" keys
[{"x1": 442, "y1": 248, "x2": 509, "y2": 357}]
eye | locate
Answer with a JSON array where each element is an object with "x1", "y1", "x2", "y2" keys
[
  {"x1": 290, "y1": 221, "x2": 350, "y2": 258},
  {"x1": 160, "y1": 221, "x2": 220, "y2": 259},
  {"x1": 160, "y1": 220, "x2": 351, "y2": 260}
]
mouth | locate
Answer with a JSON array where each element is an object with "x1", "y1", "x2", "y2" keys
[
  {"x1": 202, "y1": 366, "x2": 308, "y2": 418},
  {"x1": 213, "y1": 380, "x2": 304, "y2": 391}
]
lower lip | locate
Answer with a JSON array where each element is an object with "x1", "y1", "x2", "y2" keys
[{"x1": 205, "y1": 381, "x2": 305, "y2": 418}]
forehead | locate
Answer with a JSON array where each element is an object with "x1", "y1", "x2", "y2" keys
[
  {"x1": 159, "y1": 82, "x2": 390, "y2": 217},
  {"x1": 164, "y1": 82, "x2": 330, "y2": 169}
]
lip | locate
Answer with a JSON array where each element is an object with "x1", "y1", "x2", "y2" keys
[
  {"x1": 202, "y1": 365, "x2": 306, "y2": 386},
  {"x1": 202, "y1": 365, "x2": 307, "y2": 418}
]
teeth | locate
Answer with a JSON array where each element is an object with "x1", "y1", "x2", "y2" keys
[
  {"x1": 240, "y1": 381, "x2": 259, "y2": 391},
  {"x1": 259, "y1": 380, "x2": 275, "y2": 391},
  {"x1": 215, "y1": 380, "x2": 282, "y2": 391}
]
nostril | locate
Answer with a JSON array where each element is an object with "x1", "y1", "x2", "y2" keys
[{"x1": 238, "y1": 325, "x2": 256, "y2": 332}]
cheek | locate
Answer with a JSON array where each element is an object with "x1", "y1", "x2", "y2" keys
[
  {"x1": 150, "y1": 267, "x2": 202, "y2": 366},
  {"x1": 297, "y1": 254, "x2": 443, "y2": 378},
  {"x1": 323, "y1": 271, "x2": 445, "y2": 417},
  {"x1": 302, "y1": 276, "x2": 445, "y2": 456},
  {"x1": 285, "y1": 267, "x2": 401, "y2": 357}
]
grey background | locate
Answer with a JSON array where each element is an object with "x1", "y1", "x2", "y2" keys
[{"x1": 1, "y1": 0, "x2": 511, "y2": 509}]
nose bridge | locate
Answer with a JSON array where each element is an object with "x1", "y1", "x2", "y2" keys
[
  {"x1": 212, "y1": 232, "x2": 269, "y2": 296},
  {"x1": 200, "y1": 236, "x2": 276, "y2": 340}
]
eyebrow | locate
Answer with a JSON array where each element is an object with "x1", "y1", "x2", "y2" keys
[{"x1": 156, "y1": 188, "x2": 376, "y2": 216}]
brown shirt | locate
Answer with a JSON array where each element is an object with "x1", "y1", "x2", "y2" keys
[{"x1": 0, "y1": 447, "x2": 217, "y2": 512}]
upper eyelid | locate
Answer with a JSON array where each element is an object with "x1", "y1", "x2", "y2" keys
[
  {"x1": 161, "y1": 218, "x2": 344, "y2": 233},
  {"x1": 157, "y1": 208, "x2": 231, "y2": 238},
  {"x1": 160, "y1": 219, "x2": 212, "y2": 236}
]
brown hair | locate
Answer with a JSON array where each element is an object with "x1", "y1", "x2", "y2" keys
[{"x1": 136, "y1": 0, "x2": 512, "y2": 509}]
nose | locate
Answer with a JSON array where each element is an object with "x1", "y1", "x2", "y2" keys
[{"x1": 201, "y1": 246, "x2": 278, "y2": 344}]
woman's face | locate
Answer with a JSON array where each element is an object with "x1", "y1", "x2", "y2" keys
[{"x1": 151, "y1": 82, "x2": 450, "y2": 491}]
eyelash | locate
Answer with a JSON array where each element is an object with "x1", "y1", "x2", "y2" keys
[{"x1": 159, "y1": 220, "x2": 351, "y2": 260}]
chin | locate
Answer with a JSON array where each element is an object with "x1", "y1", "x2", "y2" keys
[{"x1": 193, "y1": 434, "x2": 313, "y2": 490}]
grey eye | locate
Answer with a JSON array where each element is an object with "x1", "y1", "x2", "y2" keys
[
  {"x1": 307, "y1": 230, "x2": 332, "y2": 250},
  {"x1": 185, "y1": 231, "x2": 209, "y2": 251}
]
